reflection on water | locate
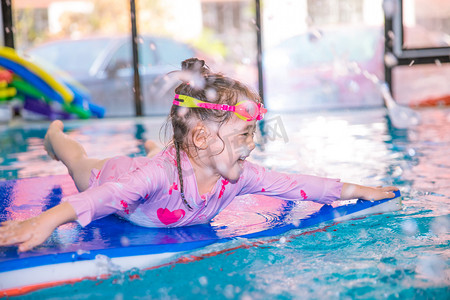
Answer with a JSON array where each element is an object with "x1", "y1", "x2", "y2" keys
[{"x1": 1, "y1": 108, "x2": 449, "y2": 299}]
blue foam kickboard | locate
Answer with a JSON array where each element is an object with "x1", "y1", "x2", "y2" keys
[{"x1": 0, "y1": 174, "x2": 401, "y2": 294}]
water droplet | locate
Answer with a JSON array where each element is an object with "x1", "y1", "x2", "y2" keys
[
  {"x1": 206, "y1": 88, "x2": 217, "y2": 101},
  {"x1": 392, "y1": 166, "x2": 403, "y2": 177},
  {"x1": 333, "y1": 210, "x2": 343, "y2": 220},
  {"x1": 401, "y1": 219, "x2": 418, "y2": 236},
  {"x1": 198, "y1": 276, "x2": 208, "y2": 286},
  {"x1": 407, "y1": 148, "x2": 416, "y2": 157},
  {"x1": 384, "y1": 53, "x2": 398, "y2": 67},
  {"x1": 348, "y1": 80, "x2": 360, "y2": 93},
  {"x1": 224, "y1": 284, "x2": 235, "y2": 299},
  {"x1": 430, "y1": 215, "x2": 450, "y2": 236},
  {"x1": 120, "y1": 236, "x2": 130, "y2": 247},
  {"x1": 308, "y1": 29, "x2": 322, "y2": 42},
  {"x1": 241, "y1": 57, "x2": 251, "y2": 65},
  {"x1": 347, "y1": 61, "x2": 361, "y2": 74},
  {"x1": 362, "y1": 70, "x2": 380, "y2": 84},
  {"x1": 388, "y1": 30, "x2": 395, "y2": 40},
  {"x1": 76, "y1": 249, "x2": 90, "y2": 256}
]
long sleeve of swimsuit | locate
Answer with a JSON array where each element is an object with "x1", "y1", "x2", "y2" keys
[
  {"x1": 62, "y1": 157, "x2": 164, "y2": 227},
  {"x1": 238, "y1": 161, "x2": 343, "y2": 204}
]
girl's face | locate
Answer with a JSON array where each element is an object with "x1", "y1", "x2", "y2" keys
[{"x1": 207, "y1": 115, "x2": 257, "y2": 182}]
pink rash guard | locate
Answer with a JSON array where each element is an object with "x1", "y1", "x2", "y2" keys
[{"x1": 63, "y1": 146, "x2": 343, "y2": 228}]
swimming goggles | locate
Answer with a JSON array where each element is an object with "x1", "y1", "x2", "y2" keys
[{"x1": 173, "y1": 94, "x2": 267, "y2": 121}]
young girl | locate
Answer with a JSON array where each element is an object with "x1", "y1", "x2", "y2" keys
[{"x1": 0, "y1": 58, "x2": 398, "y2": 252}]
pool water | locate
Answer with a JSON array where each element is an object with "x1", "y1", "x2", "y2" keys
[{"x1": 0, "y1": 108, "x2": 449, "y2": 299}]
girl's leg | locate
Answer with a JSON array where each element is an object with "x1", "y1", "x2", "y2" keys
[
  {"x1": 44, "y1": 120, "x2": 108, "y2": 192},
  {"x1": 144, "y1": 140, "x2": 162, "y2": 158}
]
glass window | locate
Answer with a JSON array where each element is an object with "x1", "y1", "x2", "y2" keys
[
  {"x1": 12, "y1": 0, "x2": 134, "y2": 117},
  {"x1": 393, "y1": 63, "x2": 450, "y2": 106},
  {"x1": 106, "y1": 38, "x2": 159, "y2": 74},
  {"x1": 10, "y1": 0, "x2": 257, "y2": 117},
  {"x1": 138, "y1": 0, "x2": 257, "y2": 116},
  {"x1": 263, "y1": 0, "x2": 385, "y2": 111},
  {"x1": 403, "y1": 0, "x2": 450, "y2": 49},
  {"x1": 27, "y1": 38, "x2": 111, "y2": 77},
  {"x1": 107, "y1": 42, "x2": 133, "y2": 76},
  {"x1": 139, "y1": 37, "x2": 157, "y2": 68},
  {"x1": 151, "y1": 37, "x2": 195, "y2": 66}
]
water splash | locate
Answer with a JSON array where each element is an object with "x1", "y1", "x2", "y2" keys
[
  {"x1": 379, "y1": 83, "x2": 421, "y2": 129},
  {"x1": 95, "y1": 254, "x2": 121, "y2": 277},
  {"x1": 342, "y1": 56, "x2": 421, "y2": 129}
]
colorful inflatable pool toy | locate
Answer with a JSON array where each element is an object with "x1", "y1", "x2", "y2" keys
[
  {"x1": 0, "y1": 83, "x2": 16, "y2": 101},
  {"x1": 0, "y1": 47, "x2": 104, "y2": 119},
  {"x1": 0, "y1": 47, "x2": 73, "y2": 103},
  {"x1": 0, "y1": 69, "x2": 16, "y2": 101}
]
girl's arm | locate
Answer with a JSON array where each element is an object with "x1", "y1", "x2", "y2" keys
[
  {"x1": 0, "y1": 202, "x2": 77, "y2": 252},
  {"x1": 240, "y1": 162, "x2": 399, "y2": 204},
  {"x1": 340, "y1": 183, "x2": 398, "y2": 201}
]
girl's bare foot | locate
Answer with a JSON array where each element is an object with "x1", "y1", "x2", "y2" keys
[
  {"x1": 145, "y1": 140, "x2": 162, "y2": 158},
  {"x1": 44, "y1": 120, "x2": 64, "y2": 161}
]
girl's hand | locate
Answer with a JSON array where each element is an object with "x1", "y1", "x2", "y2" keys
[
  {"x1": 358, "y1": 186, "x2": 399, "y2": 201},
  {"x1": 341, "y1": 183, "x2": 399, "y2": 201},
  {"x1": 0, "y1": 217, "x2": 55, "y2": 252},
  {"x1": 0, "y1": 202, "x2": 77, "y2": 252}
]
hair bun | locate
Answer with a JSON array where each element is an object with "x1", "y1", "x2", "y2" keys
[{"x1": 181, "y1": 58, "x2": 210, "y2": 76}]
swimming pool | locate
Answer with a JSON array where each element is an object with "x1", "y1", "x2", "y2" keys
[{"x1": 0, "y1": 108, "x2": 449, "y2": 299}]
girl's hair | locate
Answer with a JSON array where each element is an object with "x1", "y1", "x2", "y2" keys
[{"x1": 168, "y1": 58, "x2": 261, "y2": 209}]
